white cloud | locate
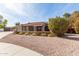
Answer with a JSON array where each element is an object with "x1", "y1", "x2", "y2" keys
[
  {"x1": 3, "y1": 3, "x2": 38, "y2": 19},
  {"x1": 3, "y1": 3, "x2": 25, "y2": 15},
  {"x1": 0, "y1": 3, "x2": 48, "y2": 26}
]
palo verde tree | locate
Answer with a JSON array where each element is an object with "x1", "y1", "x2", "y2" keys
[
  {"x1": 69, "y1": 11, "x2": 79, "y2": 33},
  {"x1": 48, "y1": 17, "x2": 69, "y2": 36}
]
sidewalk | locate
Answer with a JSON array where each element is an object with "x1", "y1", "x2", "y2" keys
[
  {"x1": 0, "y1": 32, "x2": 43, "y2": 56},
  {"x1": 0, "y1": 32, "x2": 13, "y2": 39},
  {"x1": 0, "y1": 43, "x2": 43, "y2": 56}
]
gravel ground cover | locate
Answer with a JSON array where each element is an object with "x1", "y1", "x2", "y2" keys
[{"x1": 1, "y1": 33, "x2": 79, "y2": 56}]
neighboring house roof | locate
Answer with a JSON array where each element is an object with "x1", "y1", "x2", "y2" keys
[{"x1": 21, "y1": 22, "x2": 48, "y2": 26}]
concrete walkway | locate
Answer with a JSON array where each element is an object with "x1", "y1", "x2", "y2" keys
[{"x1": 0, "y1": 32, "x2": 43, "y2": 56}]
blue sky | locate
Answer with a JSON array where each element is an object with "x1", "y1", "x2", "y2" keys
[{"x1": 0, "y1": 3, "x2": 79, "y2": 27}]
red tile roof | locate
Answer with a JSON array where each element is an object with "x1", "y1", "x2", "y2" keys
[{"x1": 21, "y1": 22, "x2": 48, "y2": 26}]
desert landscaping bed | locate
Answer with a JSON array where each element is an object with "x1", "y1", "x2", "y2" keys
[{"x1": 1, "y1": 33, "x2": 79, "y2": 56}]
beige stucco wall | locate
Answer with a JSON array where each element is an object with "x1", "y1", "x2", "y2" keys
[{"x1": 16, "y1": 25, "x2": 22, "y2": 32}]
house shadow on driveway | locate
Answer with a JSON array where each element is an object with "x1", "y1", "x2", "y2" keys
[{"x1": 61, "y1": 33, "x2": 79, "y2": 41}]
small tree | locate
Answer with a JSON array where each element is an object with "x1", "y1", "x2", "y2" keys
[
  {"x1": 0, "y1": 15, "x2": 8, "y2": 31},
  {"x1": 0, "y1": 15, "x2": 3, "y2": 29},
  {"x1": 63, "y1": 13, "x2": 71, "y2": 19},
  {"x1": 3, "y1": 19, "x2": 7, "y2": 26},
  {"x1": 0, "y1": 24, "x2": 3, "y2": 29},
  {"x1": 48, "y1": 17, "x2": 69, "y2": 36},
  {"x1": 2, "y1": 19, "x2": 8, "y2": 31},
  {"x1": 15, "y1": 22, "x2": 20, "y2": 25}
]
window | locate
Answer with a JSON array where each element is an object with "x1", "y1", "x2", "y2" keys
[
  {"x1": 45, "y1": 26, "x2": 49, "y2": 31},
  {"x1": 22, "y1": 26, "x2": 27, "y2": 31},
  {"x1": 36, "y1": 26, "x2": 42, "y2": 31},
  {"x1": 28, "y1": 26, "x2": 34, "y2": 31}
]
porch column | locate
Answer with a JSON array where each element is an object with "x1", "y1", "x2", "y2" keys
[
  {"x1": 26, "y1": 26, "x2": 29, "y2": 32},
  {"x1": 42, "y1": 26, "x2": 45, "y2": 31},
  {"x1": 21, "y1": 26, "x2": 24, "y2": 32},
  {"x1": 18, "y1": 25, "x2": 22, "y2": 32},
  {"x1": 20, "y1": 25, "x2": 22, "y2": 32},
  {"x1": 34, "y1": 26, "x2": 36, "y2": 31},
  {"x1": 16, "y1": 25, "x2": 18, "y2": 32}
]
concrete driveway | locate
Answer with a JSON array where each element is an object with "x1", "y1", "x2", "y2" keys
[
  {"x1": 0, "y1": 32, "x2": 43, "y2": 56},
  {"x1": 0, "y1": 32, "x2": 13, "y2": 39}
]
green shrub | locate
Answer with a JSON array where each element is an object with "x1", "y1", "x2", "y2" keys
[
  {"x1": 18, "y1": 32, "x2": 25, "y2": 35},
  {"x1": 31, "y1": 33, "x2": 37, "y2": 36},
  {"x1": 41, "y1": 33, "x2": 47, "y2": 36},
  {"x1": 14, "y1": 31, "x2": 19, "y2": 34},
  {"x1": 35, "y1": 32, "x2": 41, "y2": 36},
  {"x1": 48, "y1": 17, "x2": 69, "y2": 36},
  {"x1": 44, "y1": 31, "x2": 50, "y2": 34},
  {"x1": 25, "y1": 32, "x2": 29, "y2": 35},
  {"x1": 25, "y1": 32, "x2": 32, "y2": 35},
  {"x1": 31, "y1": 32, "x2": 41, "y2": 36},
  {"x1": 48, "y1": 33, "x2": 56, "y2": 37}
]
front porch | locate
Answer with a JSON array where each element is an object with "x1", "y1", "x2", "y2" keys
[
  {"x1": 15, "y1": 22, "x2": 49, "y2": 32},
  {"x1": 21, "y1": 26, "x2": 49, "y2": 32}
]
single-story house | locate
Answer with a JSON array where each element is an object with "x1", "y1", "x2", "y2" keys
[
  {"x1": 15, "y1": 22, "x2": 76, "y2": 33},
  {"x1": 15, "y1": 22, "x2": 49, "y2": 32}
]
